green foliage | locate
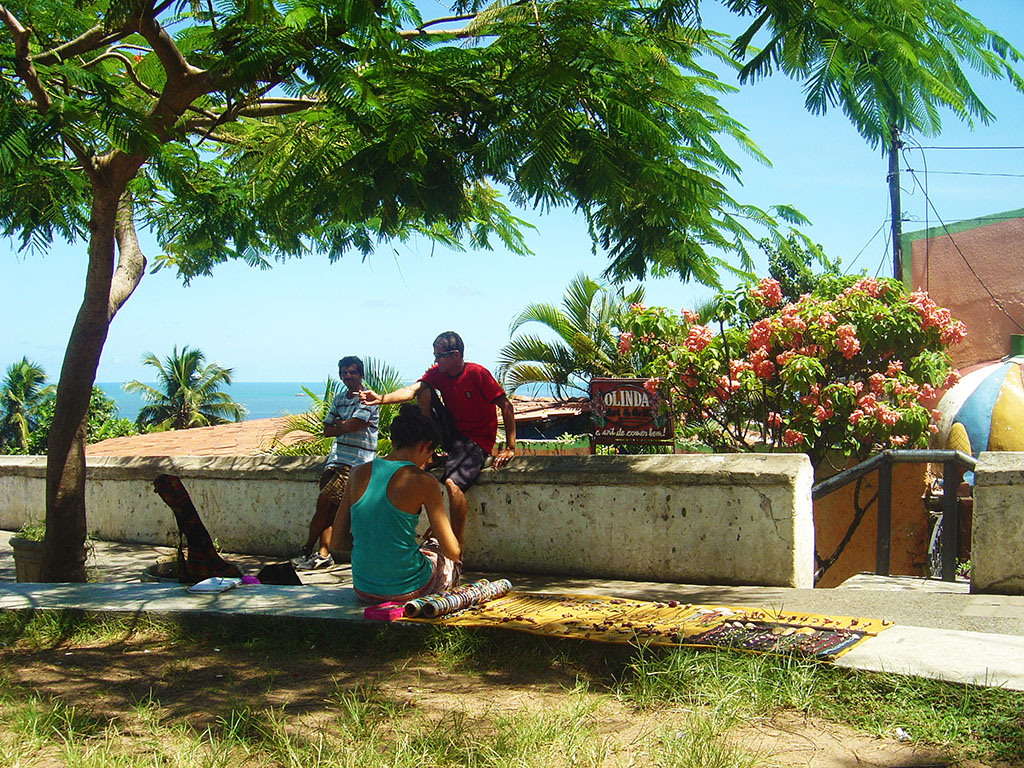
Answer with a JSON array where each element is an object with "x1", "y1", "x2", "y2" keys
[
  {"x1": 22, "y1": 386, "x2": 136, "y2": 454},
  {"x1": 728, "y1": 0, "x2": 1024, "y2": 149},
  {"x1": 622, "y1": 273, "x2": 964, "y2": 468},
  {"x1": 0, "y1": 357, "x2": 51, "y2": 453},
  {"x1": 124, "y1": 345, "x2": 246, "y2": 431},
  {"x1": 266, "y1": 357, "x2": 403, "y2": 456},
  {"x1": 497, "y1": 274, "x2": 645, "y2": 397}
]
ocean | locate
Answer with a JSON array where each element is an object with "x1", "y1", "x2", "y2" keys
[{"x1": 97, "y1": 382, "x2": 325, "y2": 422}]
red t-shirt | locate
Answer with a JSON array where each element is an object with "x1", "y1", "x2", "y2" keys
[{"x1": 420, "y1": 362, "x2": 505, "y2": 453}]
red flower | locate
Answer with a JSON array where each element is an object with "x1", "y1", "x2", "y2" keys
[
  {"x1": 684, "y1": 325, "x2": 713, "y2": 352},
  {"x1": 782, "y1": 429, "x2": 804, "y2": 446}
]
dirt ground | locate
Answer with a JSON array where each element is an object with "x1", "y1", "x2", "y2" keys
[{"x1": 3, "y1": 628, "x2": 1015, "y2": 768}]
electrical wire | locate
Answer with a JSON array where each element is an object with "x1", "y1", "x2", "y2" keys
[
  {"x1": 901, "y1": 158, "x2": 1024, "y2": 332},
  {"x1": 904, "y1": 170, "x2": 1024, "y2": 178},
  {"x1": 845, "y1": 220, "x2": 887, "y2": 273},
  {"x1": 913, "y1": 145, "x2": 1024, "y2": 150}
]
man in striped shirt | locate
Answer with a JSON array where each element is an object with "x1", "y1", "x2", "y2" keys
[{"x1": 292, "y1": 356, "x2": 379, "y2": 570}]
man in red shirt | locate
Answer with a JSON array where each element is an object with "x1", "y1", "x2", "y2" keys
[{"x1": 360, "y1": 331, "x2": 516, "y2": 540}]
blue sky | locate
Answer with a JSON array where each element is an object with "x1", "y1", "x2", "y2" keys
[{"x1": 3, "y1": 0, "x2": 1022, "y2": 384}]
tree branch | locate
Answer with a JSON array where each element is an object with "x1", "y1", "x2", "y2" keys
[
  {"x1": 0, "y1": 4, "x2": 52, "y2": 112},
  {"x1": 109, "y1": 197, "x2": 147, "y2": 317},
  {"x1": 83, "y1": 51, "x2": 161, "y2": 99},
  {"x1": 238, "y1": 98, "x2": 321, "y2": 117},
  {"x1": 138, "y1": 2, "x2": 202, "y2": 82}
]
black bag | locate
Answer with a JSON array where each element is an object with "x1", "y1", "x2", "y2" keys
[{"x1": 257, "y1": 562, "x2": 303, "y2": 585}]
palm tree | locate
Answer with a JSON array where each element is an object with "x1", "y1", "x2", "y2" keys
[
  {"x1": 0, "y1": 358, "x2": 52, "y2": 453},
  {"x1": 125, "y1": 346, "x2": 246, "y2": 431},
  {"x1": 265, "y1": 357, "x2": 405, "y2": 456},
  {"x1": 497, "y1": 274, "x2": 644, "y2": 398}
]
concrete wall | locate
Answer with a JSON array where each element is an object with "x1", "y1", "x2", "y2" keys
[
  {"x1": 0, "y1": 453, "x2": 814, "y2": 588},
  {"x1": 972, "y1": 452, "x2": 1024, "y2": 594}
]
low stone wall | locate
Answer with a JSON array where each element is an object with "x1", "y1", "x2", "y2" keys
[
  {"x1": 0, "y1": 453, "x2": 814, "y2": 588},
  {"x1": 972, "y1": 452, "x2": 1024, "y2": 595}
]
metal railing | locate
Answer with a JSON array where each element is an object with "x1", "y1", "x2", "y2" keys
[{"x1": 812, "y1": 449, "x2": 977, "y2": 582}]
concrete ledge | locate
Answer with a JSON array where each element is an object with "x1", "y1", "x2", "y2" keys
[
  {"x1": 1, "y1": 453, "x2": 814, "y2": 587},
  {"x1": 972, "y1": 452, "x2": 1024, "y2": 594}
]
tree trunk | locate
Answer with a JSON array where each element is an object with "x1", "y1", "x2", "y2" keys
[{"x1": 42, "y1": 185, "x2": 146, "y2": 582}]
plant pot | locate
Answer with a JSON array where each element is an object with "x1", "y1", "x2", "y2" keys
[
  {"x1": 141, "y1": 559, "x2": 182, "y2": 583},
  {"x1": 10, "y1": 537, "x2": 45, "y2": 582}
]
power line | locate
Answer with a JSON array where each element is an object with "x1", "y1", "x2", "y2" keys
[
  {"x1": 904, "y1": 169, "x2": 1024, "y2": 178},
  {"x1": 913, "y1": 145, "x2": 1024, "y2": 150}
]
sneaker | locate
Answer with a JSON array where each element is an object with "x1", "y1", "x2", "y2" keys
[
  {"x1": 295, "y1": 552, "x2": 334, "y2": 571},
  {"x1": 289, "y1": 545, "x2": 313, "y2": 567}
]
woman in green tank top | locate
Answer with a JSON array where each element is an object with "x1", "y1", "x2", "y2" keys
[{"x1": 332, "y1": 405, "x2": 463, "y2": 603}]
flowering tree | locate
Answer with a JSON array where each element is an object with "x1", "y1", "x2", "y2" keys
[{"x1": 621, "y1": 276, "x2": 964, "y2": 469}]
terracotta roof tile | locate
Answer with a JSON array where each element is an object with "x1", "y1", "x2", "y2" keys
[{"x1": 85, "y1": 397, "x2": 592, "y2": 457}]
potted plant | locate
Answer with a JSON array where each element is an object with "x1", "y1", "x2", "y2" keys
[
  {"x1": 10, "y1": 521, "x2": 96, "y2": 582},
  {"x1": 10, "y1": 520, "x2": 46, "y2": 582}
]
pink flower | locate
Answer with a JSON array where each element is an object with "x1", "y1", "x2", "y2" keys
[
  {"x1": 887, "y1": 360, "x2": 903, "y2": 376},
  {"x1": 643, "y1": 377, "x2": 661, "y2": 395},
  {"x1": 782, "y1": 429, "x2": 804, "y2": 446},
  {"x1": 846, "y1": 277, "x2": 888, "y2": 298},
  {"x1": 749, "y1": 277, "x2": 783, "y2": 308},
  {"x1": 813, "y1": 405, "x2": 832, "y2": 422},
  {"x1": 940, "y1": 320, "x2": 967, "y2": 345},
  {"x1": 747, "y1": 319, "x2": 773, "y2": 351},
  {"x1": 781, "y1": 314, "x2": 807, "y2": 332},
  {"x1": 729, "y1": 359, "x2": 752, "y2": 378},
  {"x1": 818, "y1": 312, "x2": 837, "y2": 327},
  {"x1": 889, "y1": 434, "x2": 909, "y2": 447},
  {"x1": 942, "y1": 371, "x2": 961, "y2": 389},
  {"x1": 766, "y1": 411, "x2": 782, "y2": 428},
  {"x1": 876, "y1": 407, "x2": 900, "y2": 427},
  {"x1": 869, "y1": 373, "x2": 885, "y2": 394},
  {"x1": 684, "y1": 324, "x2": 713, "y2": 352},
  {"x1": 680, "y1": 309, "x2": 700, "y2": 323},
  {"x1": 835, "y1": 324, "x2": 861, "y2": 359},
  {"x1": 754, "y1": 359, "x2": 775, "y2": 379},
  {"x1": 849, "y1": 409, "x2": 865, "y2": 426},
  {"x1": 618, "y1": 332, "x2": 633, "y2": 355}
]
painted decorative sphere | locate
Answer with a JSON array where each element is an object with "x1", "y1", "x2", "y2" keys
[{"x1": 935, "y1": 355, "x2": 1024, "y2": 456}]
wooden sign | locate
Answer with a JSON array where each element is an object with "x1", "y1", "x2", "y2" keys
[{"x1": 589, "y1": 378, "x2": 673, "y2": 445}]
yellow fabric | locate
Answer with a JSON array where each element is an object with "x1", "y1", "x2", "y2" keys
[
  {"x1": 410, "y1": 591, "x2": 890, "y2": 659},
  {"x1": 988, "y1": 365, "x2": 1024, "y2": 451},
  {"x1": 946, "y1": 422, "x2": 972, "y2": 455}
]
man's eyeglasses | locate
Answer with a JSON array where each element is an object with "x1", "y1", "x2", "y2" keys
[{"x1": 434, "y1": 350, "x2": 458, "y2": 361}]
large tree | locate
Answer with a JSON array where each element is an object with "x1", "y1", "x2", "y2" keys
[
  {"x1": 3, "y1": 0, "x2": 800, "y2": 581},
  {"x1": 2, "y1": 0, "x2": 1018, "y2": 581}
]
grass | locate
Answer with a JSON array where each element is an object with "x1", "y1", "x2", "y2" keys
[{"x1": 1, "y1": 612, "x2": 1022, "y2": 766}]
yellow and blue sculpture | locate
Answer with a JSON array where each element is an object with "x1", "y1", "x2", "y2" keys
[{"x1": 935, "y1": 355, "x2": 1024, "y2": 459}]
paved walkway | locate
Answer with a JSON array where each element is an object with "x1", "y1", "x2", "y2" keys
[{"x1": 3, "y1": 530, "x2": 1024, "y2": 691}]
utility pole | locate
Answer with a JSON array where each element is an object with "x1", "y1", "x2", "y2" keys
[{"x1": 888, "y1": 124, "x2": 903, "y2": 281}]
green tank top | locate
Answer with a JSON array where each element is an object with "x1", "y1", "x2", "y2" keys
[{"x1": 350, "y1": 458, "x2": 432, "y2": 597}]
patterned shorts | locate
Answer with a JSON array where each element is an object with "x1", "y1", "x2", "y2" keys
[{"x1": 318, "y1": 464, "x2": 351, "y2": 504}]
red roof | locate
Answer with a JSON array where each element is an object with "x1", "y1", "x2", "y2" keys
[{"x1": 85, "y1": 396, "x2": 591, "y2": 457}]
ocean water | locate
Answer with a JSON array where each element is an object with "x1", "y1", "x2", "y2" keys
[{"x1": 97, "y1": 382, "x2": 324, "y2": 422}]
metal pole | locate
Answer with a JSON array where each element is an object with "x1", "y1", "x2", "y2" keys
[
  {"x1": 875, "y1": 461, "x2": 893, "y2": 576},
  {"x1": 941, "y1": 460, "x2": 961, "y2": 582},
  {"x1": 889, "y1": 124, "x2": 903, "y2": 281}
]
